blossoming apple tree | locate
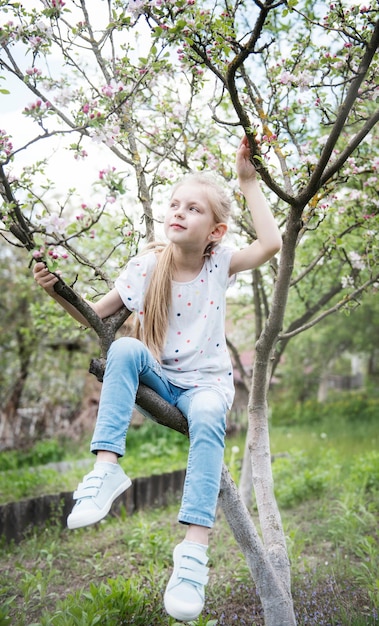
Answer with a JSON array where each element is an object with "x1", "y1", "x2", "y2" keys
[{"x1": 0, "y1": 0, "x2": 378, "y2": 624}]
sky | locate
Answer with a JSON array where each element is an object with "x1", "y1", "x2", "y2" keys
[
  {"x1": 0, "y1": 1, "x2": 151, "y2": 206},
  {"x1": 2, "y1": 87, "x2": 106, "y2": 202},
  {"x1": 0, "y1": 0, "x2": 236, "y2": 247}
]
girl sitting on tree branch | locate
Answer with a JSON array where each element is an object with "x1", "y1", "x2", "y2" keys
[{"x1": 34, "y1": 135, "x2": 282, "y2": 622}]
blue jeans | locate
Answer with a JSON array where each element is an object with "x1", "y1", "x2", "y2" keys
[{"x1": 91, "y1": 337, "x2": 227, "y2": 528}]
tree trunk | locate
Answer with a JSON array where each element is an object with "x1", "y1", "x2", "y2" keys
[
  {"x1": 241, "y1": 207, "x2": 304, "y2": 620},
  {"x1": 239, "y1": 434, "x2": 253, "y2": 508},
  {"x1": 1, "y1": 321, "x2": 33, "y2": 449},
  {"x1": 219, "y1": 466, "x2": 296, "y2": 626},
  {"x1": 135, "y1": 383, "x2": 296, "y2": 625}
]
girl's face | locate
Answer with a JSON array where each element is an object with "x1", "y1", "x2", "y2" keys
[{"x1": 164, "y1": 183, "x2": 226, "y2": 251}]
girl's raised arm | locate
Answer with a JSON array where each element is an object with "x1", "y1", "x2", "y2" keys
[{"x1": 229, "y1": 136, "x2": 282, "y2": 276}]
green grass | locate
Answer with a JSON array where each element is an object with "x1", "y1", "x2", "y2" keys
[
  {"x1": 0, "y1": 483, "x2": 377, "y2": 625},
  {"x1": 270, "y1": 417, "x2": 378, "y2": 458},
  {"x1": 0, "y1": 411, "x2": 378, "y2": 505},
  {"x1": 0, "y1": 410, "x2": 378, "y2": 625},
  {"x1": 0, "y1": 422, "x2": 190, "y2": 504}
]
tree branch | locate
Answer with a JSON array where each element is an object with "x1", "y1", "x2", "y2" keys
[
  {"x1": 297, "y1": 18, "x2": 379, "y2": 206},
  {"x1": 279, "y1": 274, "x2": 379, "y2": 340},
  {"x1": 319, "y1": 107, "x2": 379, "y2": 189}
]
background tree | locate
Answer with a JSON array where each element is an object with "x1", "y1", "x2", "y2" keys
[{"x1": 1, "y1": 1, "x2": 378, "y2": 624}]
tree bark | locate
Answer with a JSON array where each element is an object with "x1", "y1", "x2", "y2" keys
[
  {"x1": 90, "y1": 341, "x2": 296, "y2": 624},
  {"x1": 132, "y1": 383, "x2": 296, "y2": 625}
]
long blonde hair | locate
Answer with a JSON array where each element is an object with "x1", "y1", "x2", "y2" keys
[{"x1": 136, "y1": 173, "x2": 232, "y2": 360}]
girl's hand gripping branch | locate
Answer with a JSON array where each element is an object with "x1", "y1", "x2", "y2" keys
[
  {"x1": 33, "y1": 262, "x2": 60, "y2": 295},
  {"x1": 33, "y1": 262, "x2": 125, "y2": 326},
  {"x1": 236, "y1": 134, "x2": 259, "y2": 185}
]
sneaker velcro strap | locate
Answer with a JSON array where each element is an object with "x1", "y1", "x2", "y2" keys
[
  {"x1": 72, "y1": 485, "x2": 100, "y2": 500},
  {"x1": 72, "y1": 473, "x2": 104, "y2": 500},
  {"x1": 182, "y1": 545, "x2": 209, "y2": 566},
  {"x1": 178, "y1": 562, "x2": 209, "y2": 586},
  {"x1": 177, "y1": 552, "x2": 209, "y2": 587}
]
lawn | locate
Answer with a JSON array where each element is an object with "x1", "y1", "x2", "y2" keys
[{"x1": 0, "y1": 405, "x2": 378, "y2": 625}]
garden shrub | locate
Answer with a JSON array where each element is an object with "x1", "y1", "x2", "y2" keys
[
  {"x1": 0, "y1": 439, "x2": 66, "y2": 471},
  {"x1": 273, "y1": 451, "x2": 331, "y2": 508},
  {"x1": 271, "y1": 392, "x2": 379, "y2": 427},
  {"x1": 38, "y1": 577, "x2": 163, "y2": 626},
  {"x1": 349, "y1": 451, "x2": 379, "y2": 494}
]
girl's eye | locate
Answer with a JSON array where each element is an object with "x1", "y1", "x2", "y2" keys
[{"x1": 189, "y1": 206, "x2": 199, "y2": 212}]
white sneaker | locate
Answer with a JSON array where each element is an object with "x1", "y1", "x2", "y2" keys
[
  {"x1": 67, "y1": 462, "x2": 131, "y2": 529},
  {"x1": 164, "y1": 540, "x2": 209, "y2": 622}
]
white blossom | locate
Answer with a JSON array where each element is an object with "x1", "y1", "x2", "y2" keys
[
  {"x1": 349, "y1": 251, "x2": 365, "y2": 270},
  {"x1": 341, "y1": 275, "x2": 354, "y2": 288},
  {"x1": 40, "y1": 213, "x2": 67, "y2": 235}
]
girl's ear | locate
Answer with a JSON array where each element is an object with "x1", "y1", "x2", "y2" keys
[{"x1": 209, "y1": 223, "x2": 228, "y2": 242}]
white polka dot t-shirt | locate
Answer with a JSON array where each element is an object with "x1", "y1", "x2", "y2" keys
[{"x1": 115, "y1": 245, "x2": 236, "y2": 407}]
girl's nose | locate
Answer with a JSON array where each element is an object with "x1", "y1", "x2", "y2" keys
[{"x1": 174, "y1": 206, "x2": 184, "y2": 218}]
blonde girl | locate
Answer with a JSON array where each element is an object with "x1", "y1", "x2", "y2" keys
[{"x1": 34, "y1": 135, "x2": 282, "y2": 622}]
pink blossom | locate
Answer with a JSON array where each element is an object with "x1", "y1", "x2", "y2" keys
[
  {"x1": 0, "y1": 130, "x2": 13, "y2": 156},
  {"x1": 297, "y1": 71, "x2": 312, "y2": 91},
  {"x1": 48, "y1": 245, "x2": 67, "y2": 260},
  {"x1": 32, "y1": 249, "x2": 44, "y2": 259},
  {"x1": 26, "y1": 67, "x2": 42, "y2": 76},
  {"x1": 29, "y1": 37, "x2": 42, "y2": 48},
  {"x1": 102, "y1": 84, "x2": 114, "y2": 97},
  {"x1": 40, "y1": 213, "x2": 66, "y2": 235},
  {"x1": 262, "y1": 133, "x2": 277, "y2": 143},
  {"x1": 74, "y1": 149, "x2": 88, "y2": 161},
  {"x1": 349, "y1": 189, "x2": 361, "y2": 200},
  {"x1": 280, "y1": 71, "x2": 295, "y2": 85},
  {"x1": 127, "y1": 0, "x2": 145, "y2": 14}
]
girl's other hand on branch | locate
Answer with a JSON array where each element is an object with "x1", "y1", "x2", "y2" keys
[{"x1": 236, "y1": 135, "x2": 258, "y2": 185}]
